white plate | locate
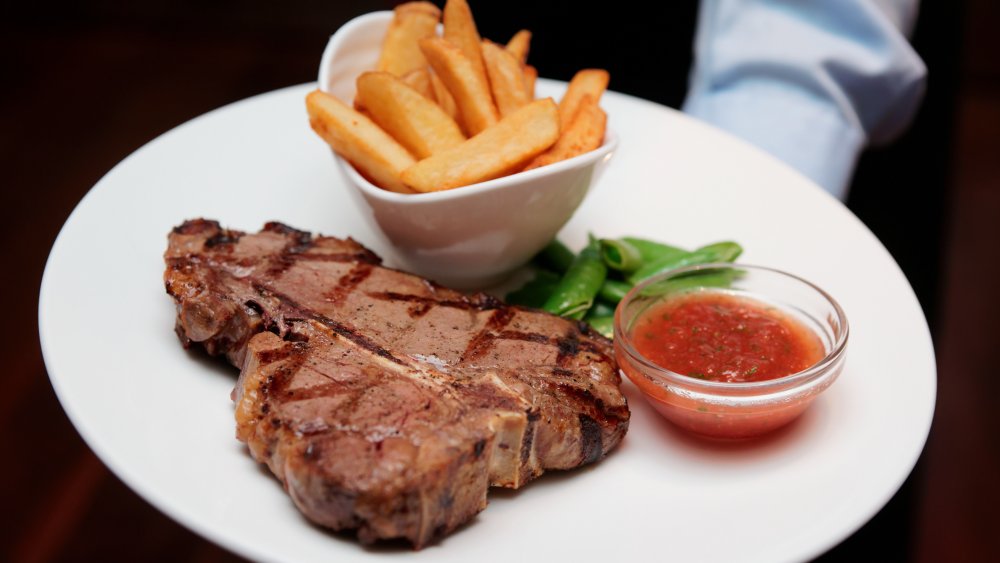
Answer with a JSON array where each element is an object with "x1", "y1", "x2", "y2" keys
[{"x1": 39, "y1": 82, "x2": 935, "y2": 563}]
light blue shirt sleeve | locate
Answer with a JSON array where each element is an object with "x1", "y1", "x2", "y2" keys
[{"x1": 682, "y1": 0, "x2": 927, "y2": 200}]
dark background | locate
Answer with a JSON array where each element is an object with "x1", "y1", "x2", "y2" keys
[{"x1": 3, "y1": 1, "x2": 997, "y2": 561}]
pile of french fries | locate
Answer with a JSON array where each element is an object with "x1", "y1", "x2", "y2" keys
[{"x1": 306, "y1": 0, "x2": 610, "y2": 194}]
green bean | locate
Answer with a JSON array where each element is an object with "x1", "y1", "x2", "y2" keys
[
  {"x1": 542, "y1": 236, "x2": 607, "y2": 320},
  {"x1": 505, "y1": 269, "x2": 561, "y2": 308},
  {"x1": 599, "y1": 239, "x2": 643, "y2": 272},
  {"x1": 622, "y1": 237, "x2": 688, "y2": 263},
  {"x1": 692, "y1": 241, "x2": 743, "y2": 263},
  {"x1": 533, "y1": 239, "x2": 575, "y2": 274},
  {"x1": 587, "y1": 300, "x2": 616, "y2": 318},
  {"x1": 627, "y1": 241, "x2": 743, "y2": 284},
  {"x1": 584, "y1": 316, "x2": 615, "y2": 339},
  {"x1": 598, "y1": 279, "x2": 633, "y2": 305},
  {"x1": 639, "y1": 268, "x2": 744, "y2": 298}
]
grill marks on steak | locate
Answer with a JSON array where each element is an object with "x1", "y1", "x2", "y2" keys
[{"x1": 164, "y1": 219, "x2": 629, "y2": 548}]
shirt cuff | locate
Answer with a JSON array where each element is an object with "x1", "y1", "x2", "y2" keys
[{"x1": 683, "y1": 82, "x2": 865, "y2": 201}]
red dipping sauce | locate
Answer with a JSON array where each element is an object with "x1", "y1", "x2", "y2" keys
[
  {"x1": 631, "y1": 293, "x2": 824, "y2": 384},
  {"x1": 615, "y1": 264, "x2": 848, "y2": 440}
]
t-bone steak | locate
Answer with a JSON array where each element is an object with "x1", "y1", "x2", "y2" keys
[{"x1": 163, "y1": 219, "x2": 630, "y2": 548}]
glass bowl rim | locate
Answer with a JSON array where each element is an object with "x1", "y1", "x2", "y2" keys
[{"x1": 613, "y1": 262, "x2": 849, "y2": 393}]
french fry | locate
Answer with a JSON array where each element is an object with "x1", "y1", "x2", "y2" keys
[
  {"x1": 376, "y1": 2, "x2": 441, "y2": 77},
  {"x1": 481, "y1": 40, "x2": 531, "y2": 117},
  {"x1": 506, "y1": 29, "x2": 531, "y2": 65},
  {"x1": 355, "y1": 71, "x2": 465, "y2": 160},
  {"x1": 306, "y1": 90, "x2": 417, "y2": 194},
  {"x1": 308, "y1": 3, "x2": 614, "y2": 195},
  {"x1": 523, "y1": 64, "x2": 538, "y2": 100},
  {"x1": 524, "y1": 94, "x2": 606, "y2": 170},
  {"x1": 401, "y1": 98, "x2": 559, "y2": 192},
  {"x1": 419, "y1": 36, "x2": 499, "y2": 136},
  {"x1": 401, "y1": 67, "x2": 435, "y2": 101},
  {"x1": 558, "y1": 69, "x2": 610, "y2": 129},
  {"x1": 442, "y1": 0, "x2": 490, "y2": 94},
  {"x1": 429, "y1": 70, "x2": 460, "y2": 121}
]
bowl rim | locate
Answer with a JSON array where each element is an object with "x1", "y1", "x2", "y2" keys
[
  {"x1": 613, "y1": 262, "x2": 850, "y2": 393},
  {"x1": 317, "y1": 9, "x2": 619, "y2": 203},
  {"x1": 318, "y1": 11, "x2": 393, "y2": 95},
  {"x1": 336, "y1": 129, "x2": 619, "y2": 203}
]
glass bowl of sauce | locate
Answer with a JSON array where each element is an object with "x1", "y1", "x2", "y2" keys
[{"x1": 614, "y1": 264, "x2": 848, "y2": 439}]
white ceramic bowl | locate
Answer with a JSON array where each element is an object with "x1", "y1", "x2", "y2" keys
[{"x1": 317, "y1": 11, "x2": 618, "y2": 288}]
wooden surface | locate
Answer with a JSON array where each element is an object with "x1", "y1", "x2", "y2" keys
[{"x1": 3, "y1": 1, "x2": 997, "y2": 561}]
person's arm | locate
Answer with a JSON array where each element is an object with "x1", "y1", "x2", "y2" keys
[{"x1": 683, "y1": 0, "x2": 926, "y2": 200}]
